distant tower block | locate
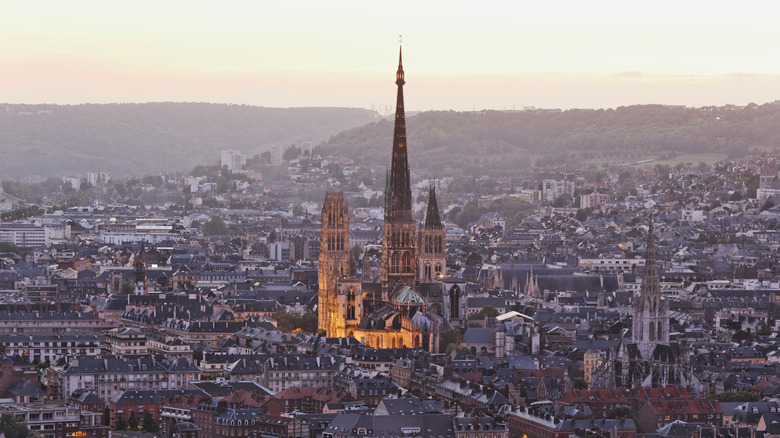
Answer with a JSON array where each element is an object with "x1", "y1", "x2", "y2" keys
[
  {"x1": 221, "y1": 149, "x2": 246, "y2": 172},
  {"x1": 270, "y1": 144, "x2": 284, "y2": 166},
  {"x1": 301, "y1": 142, "x2": 313, "y2": 157}
]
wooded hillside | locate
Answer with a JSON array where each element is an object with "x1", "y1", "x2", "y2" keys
[
  {"x1": 0, "y1": 103, "x2": 378, "y2": 178},
  {"x1": 318, "y1": 103, "x2": 780, "y2": 177}
]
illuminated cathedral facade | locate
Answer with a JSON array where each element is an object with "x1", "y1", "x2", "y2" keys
[{"x1": 317, "y1": 47, "x2": 467, "y2": 352}]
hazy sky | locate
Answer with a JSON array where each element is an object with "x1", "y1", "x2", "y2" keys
[{"x1": 3, "y1": 0, "x2": 780, "y2": 111}]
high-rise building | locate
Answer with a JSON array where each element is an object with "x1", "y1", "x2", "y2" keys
[
  {"x1": 221, "y1": 149, "x2": 246, "y2": 172},
  {"x1": 269, "y1": 144, "x2": 284, "y2": 166}
]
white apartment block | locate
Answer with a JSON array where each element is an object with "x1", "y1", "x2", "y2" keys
[
  {"x1": 542, "y1": 179, "x2": 575, "y2": 202},
  {"x1": 580, "y1": 193, "x2": 610, "y2": 209},
  {"x1": 0, "y1": 224, "x2": 66, "y2": 247},
  {"x1": 221, "y1": 149, "x2": 246, "y2": 172},
  {"x1": 0, "y1": 334, "x2": 103, "y2": 364},
  {"x1": 270, "y1": 144, "x2": 284, "y2": 166}
]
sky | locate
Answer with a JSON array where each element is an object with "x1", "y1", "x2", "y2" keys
[{"x1": 2, "y1": 0, "x2": 780, "y2": 111}]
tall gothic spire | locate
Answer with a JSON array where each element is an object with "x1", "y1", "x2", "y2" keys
[
  {"x1": 640, "y1": 216, "x2": 660, "y2": 299},
  {"x1": 388, "y1": 45, "x2": 411, "y2": 221},
  {"x1": 422, "y1": 182, "x2": 443, "y2": 230}
]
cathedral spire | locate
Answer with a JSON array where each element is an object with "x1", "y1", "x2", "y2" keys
[
  {"x1": 388, "y1": 44, "x2": 411, "y2": 221},
  {"x1": 423, "y1": 182, "x2": 443, "y2": 230},
  {"x1": 641, "y1": 216, "x2": 660, "y2": 299}
]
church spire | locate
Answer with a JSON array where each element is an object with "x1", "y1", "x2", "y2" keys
[
  {"x1": 388, "y1": 44, "x2": 411, "y2": 221},
  {"x1": 641, "y1": 216, "x2": 660, "y2": 299},
  {"x1": 422, "y1": 182, "x2": 443, "y2": 230}
]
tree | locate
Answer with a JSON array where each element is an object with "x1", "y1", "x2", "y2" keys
[
  {"x1": 272, "y1": 311, "x2": 318, "y2": 333},
  {"x1": 352, "y1": 244, "x2": 363, "y2": 261},
  {"x1": 115, "y1": 416, "x2": 127, "y2": 431},
  {"x1": 575, "y1": 208, "x2": 591, "y2": 222},
  {"x1": 0, "y1": 242, "x2": 23, "y2": 255},
  {"x1": 572, "y1": 377, "x2": 588, "y2": 390},
  {"x1": 202, "y1": 216, "x2": 229, "y2": 236},
  {"x1": 127, "y1": 410, "x2": 138, "y2": 430},
  {"x1": 440, "y1": 329, "x2": 462, "y2": 353},
  {"x1": 260, "y1": 151, "x2": 271, "y2": 164},
  {"x1": 142, "y1": 411, "x2": 158, "y2": 433},
  {"x1": 706, "y1": 391, "x2": 761, "y2": 402},
  {"x1": 141, "y1": 175, "x2": 163, "y2": 188},
  {"x1": 553, "y1": 194, "x2": 572, "y2": 208},
  {"x1": 300, "y1": 313, "x2": 318, "y2": 333},
  {"x1": 480, "y1": 306, "x2": 500, "y2": 318},
  {"x1": 121, "y1": 283, "x2": 135, "y2": 295},
  {"x1": 0, "y1": 412, "x2": 43, "y2": 438},
  {"x1": 193, "y1": 348, "x2": 203, "y2": 362},
  {"x1": 283, "y1": 145, "x2": 302, "y2": 161},
  {"x1": 62, "y1": 180, "x2": 74, "y2": 194},
  {"x1": 469, "y1": 306, "x2": 499, "y2": 320},
  {"x1": 607, "y1": 406, "x2": 644, "y2": 433}
]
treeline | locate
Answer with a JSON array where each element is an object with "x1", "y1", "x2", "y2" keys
[
  {"x1": 0, "y1": 103, "x2": 377, "y2": 178},
  {"x1": 318, "y1": 103, "x2": 780, "y2": 176},
  {"x1": 448, "y1": 196, "x2": 534, "y2": 229}
]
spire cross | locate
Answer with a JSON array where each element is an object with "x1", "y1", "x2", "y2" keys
[{"x1": 399, "y1": 34, "x2": 403, "y2": 45}]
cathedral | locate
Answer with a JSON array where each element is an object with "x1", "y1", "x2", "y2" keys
[
  {"x1": 591, "y1": 219, "x2": 700, "y2": 389},
  {"x1": 317, "y1": 47, "x2": 467, "y2": 352}
]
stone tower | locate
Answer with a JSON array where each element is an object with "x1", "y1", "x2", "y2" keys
[
  {"x1": 418, "y1": 183, "x2": 446, "y2": 283},
  {"x1": 381, "y1": 46, "x2": 418, "y2": 300},
  {"x1": 632, "y1": 217, "x2": 669, "y2": 359},
  {"x1": 318, "y1": 192, "x2": 352, "y2": 335}
]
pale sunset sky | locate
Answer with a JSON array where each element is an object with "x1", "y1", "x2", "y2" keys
[{"x1": 2, "y1": 0, "x2": 780, "y2": 111}]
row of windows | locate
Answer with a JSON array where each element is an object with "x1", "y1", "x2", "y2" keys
[
  {"x1": 326, "y1": 234, "x2": 346, "y2": 251},
  {"x1": 388, "y1": 229, "x2": 413, "y2": 246},
  {"x1": 422, "y1": 235, "x2": 444, "y2": 253},
  {"x1": 390, "y1": 253, "x2": 413, "y2": 274}
]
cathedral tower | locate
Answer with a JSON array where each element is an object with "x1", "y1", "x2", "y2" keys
[
  {"x1": 381, "y1": 46, "x2": 418, "y2": 299},
  {"x1": 632, "y1": 217, "x2": 670, "y2": 358},
  {"x1": 318, "y1": 192, "x2": 352, "y2": 335},
  {"x1": 418, "y1": 183, "x2": 445, "y2": 283}
]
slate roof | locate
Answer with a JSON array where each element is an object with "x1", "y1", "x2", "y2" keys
[
  {"x1": 325, "y1": 412, "x2": 454, "y2": 438},
  {"x1": 188, "y1": 381, "x2": 272, "y2": 398},
  {"x1": 462, "y1": 328, "x2": 493, "y2": 344}
]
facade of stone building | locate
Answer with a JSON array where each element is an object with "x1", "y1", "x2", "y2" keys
[{"x1": 317, "y1": 47, "x2": 464, "y2": 353}]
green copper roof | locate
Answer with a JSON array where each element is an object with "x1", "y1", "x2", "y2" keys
[{"x1": 391, "y1": 285, "x2": 424, "y2": 304}]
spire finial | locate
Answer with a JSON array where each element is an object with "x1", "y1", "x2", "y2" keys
[
  {"x1": 398, "y1": 35, "x2": 403, "y2": 65},
  {"x1": 396, "y1": 37, "x2": 405, "y2": 86}
]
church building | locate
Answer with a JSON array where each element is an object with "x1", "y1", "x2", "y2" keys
[
  {"x1": 317, "y1": 47, "x2": 466, "y2": 352},
  {"x1": 591, "y1": 218, "x2": 699, "y2": 389}
]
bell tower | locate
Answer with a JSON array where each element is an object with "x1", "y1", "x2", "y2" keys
[{"x1": 318, "y1": 192, "x2": 352, "y2": 335}]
